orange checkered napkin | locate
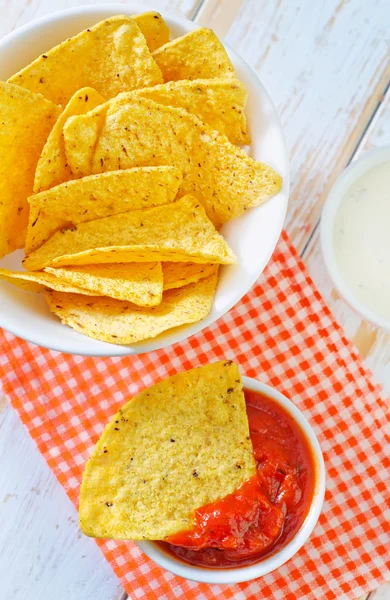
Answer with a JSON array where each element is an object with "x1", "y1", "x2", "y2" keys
[{"x1": 0, "y1": 231, "x2": 389, "y2": 600}]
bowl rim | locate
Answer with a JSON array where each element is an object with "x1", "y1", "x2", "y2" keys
[
  {"x1": 320, "y1": 144, "x2": 390, "y2": 331},
  {"x1": 0, "y1": 3, "x2": 289, "y2": 357},
  {"x1": 137, "y1": 375, "x2": 326, "y2": 584}
]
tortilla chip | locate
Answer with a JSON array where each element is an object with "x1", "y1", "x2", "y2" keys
[
  {"x1": 23, "y1": 196, "x2": 236, "y2": 271},
  {"x1": 45, "y1": 272, "x2": 218, "y2": 345},
  {"x1": 0, "y1": 268, "x2": 102, "y2": 295},
  {"x1": 163, "y1": 262, "x2": 217, "y2": 291},
  {"x1": 133, "y1": 11, "x2": 170, "y2": 52},
  {"x1": 87, "y1": 96, "x2": 281, "y2": 227},
  {"x1": 153, "y1": 28, "x2": 235, "y2": 82},
  {"x1": 25, "y1": 88, "x2": 106, "y2": 255},
  {"x1": 0, "y1": 82, "x2": 61, "y2": 258},
  {"x1": 63, "y1": 109, "x2": 106, "y2": 178},
  {"x1": 8, "y1": 15, "x2": 163, "y2": 106},
  {"x1": 45, "y1": 263, "x2": 163, "y2": 306},
  {"x1": 33, "y1": 87, "x2": 105, "y2": 194},
  {"x1": 134, "y1": 78, "x2": 249, "y2": 145},
  {"x1": 25, "y1": 210, "x2": 71, "y2": 257},
  {"x1": 26, "y1": 166, "x2": 182, "y2": 255},
  {"x1": 79, "y1": 361, "x2": 256, "y2": 539}
]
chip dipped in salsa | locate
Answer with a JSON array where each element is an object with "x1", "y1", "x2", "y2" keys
[{"x1": 160, "y1": 387, "x2": 317, "y2": 568}]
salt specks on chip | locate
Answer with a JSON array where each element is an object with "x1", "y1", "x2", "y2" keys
[
  {"x1": 45, "y1": 272, "x2": 218, "y2": 345},
  {"x1": 23, "y1": 196, "x2": 236, "y2": 271},
  {"x1": 134, "y1": 78, "x2": 249, "y2": 145},
  {"x1": 26, "y1": 166, "x2": 182, "y2": 254},
  {"x1": 45, "y1": 263, "x2": 163, "y2": 306},
  {"x1": 153, "y1": 28, "x2": 235, "y2": 82},
  {"x1": 0, "y1": 82, "x2": 61, "y2": 259},
  {"x1": 79, "y1": 361, "x2": 255, "y2": 539},
  {"x1": 65, "y1": 96, "x2": 281, "y2": 228},
  {"x1": 133, "y1": 11, "x2": 170, "y2": 52},
  {"x1": 8, "y1": 15, "x2": 163, "y2": 106}
]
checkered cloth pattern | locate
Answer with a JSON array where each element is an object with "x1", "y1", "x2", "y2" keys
[{"x1": 0, "y1": 232, "x2": 389, "y2": 600}]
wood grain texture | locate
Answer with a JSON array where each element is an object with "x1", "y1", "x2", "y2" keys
[
  {"x1": 0, "y1": 399, "x2": 125, "y2": 600},
  {"x1": 218, "y1": 0, "x2": 389, "y2": 252},
  {"x1": 303, "y1": 91, "x2": 390, "y2": 394}
]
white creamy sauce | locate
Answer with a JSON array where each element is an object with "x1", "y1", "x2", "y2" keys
[{"x1": 333, "y1": 161, "x2": 390, "y2": 320}]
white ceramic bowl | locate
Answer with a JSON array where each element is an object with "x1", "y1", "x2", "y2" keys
[
  {"x1": 138, "y1": 376, "x2": 326, "y2": 584},
  {"x1": 321, "y1": 145, "x2": 390, "y2": 330},
  {"x1": 0, "y1": 4, "x2": 289, "y2": 356}
]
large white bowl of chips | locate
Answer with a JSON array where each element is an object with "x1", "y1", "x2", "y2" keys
[{"x1": 0, "y1": 3, "x2": 289, "y2": 356}]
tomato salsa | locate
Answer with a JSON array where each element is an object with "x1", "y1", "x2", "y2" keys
[{"x1": 159, "y1": 388, "x2": 317, "y2": 568}]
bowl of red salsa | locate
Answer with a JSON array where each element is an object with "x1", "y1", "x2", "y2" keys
[{"x1": 137, "y1": 377, "x2": 325, "y2": 584}]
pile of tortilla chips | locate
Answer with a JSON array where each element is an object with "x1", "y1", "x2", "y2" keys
[{"x1": 0, "y1": 13, "x2": 282, "y2": 346}]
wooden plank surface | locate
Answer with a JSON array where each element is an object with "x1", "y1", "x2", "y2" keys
[
  {"x1": 0, "y1": 399, "x2": 125, "y2": 600},
  {"x1": 1, "y1": 1, "x2": 389, "y2": 599},
  {"x1": 304, "y1": 91, "x2": 390, "y2": 394},
  {"x1": 197, "y1": 0, "x2": 390, "y2": 252}
]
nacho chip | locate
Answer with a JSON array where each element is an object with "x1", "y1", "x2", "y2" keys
[
  {"x1": 8, "y1": 15, "x2": 163, "y2": 106},
  {"x1": 45, "y1": 272, "x2": 218, "y2": 345},
  {"x1": 79, "y1": 361, "x2": 256, "y2": 539},
  {"x1": 33, "y1": 87, "x2": 105, "y2": 194},
  {"x1": 0, "y1": 268, "x2": 101, "y2": 295},
  {"x1": 45, "y1": 263, "x2": 163, "y2": 306},
  {"x1": 153, "y1": 28, "x2": 235, "y2": 82},
  {"x1": 133, "y1": 11, "x2": 170, "y2": 52},
  {"x1": 87, "y1": 96, "x2": 281, "y2": 227},
  {"x1": 163, "y1": 262, "x2": 217, "y2": 290},
  {"x1": 26, "y1": 166, "x2": 182, "y2": 254},
  {"x1": 134, "y1": 78, "x2": 249, "y2": 144},
  {"x1": 23, "y1": 196, "x2": 236, "y2": 271},
  {"x1": 25, "y1": 87, "x2": 106, "y2": 255},
  {"x1": 63, "y1": 109, "x2": 106, "y2": 178},
  {"x1": 0, "y1": 82, "x2": 61, "y2": 258}
]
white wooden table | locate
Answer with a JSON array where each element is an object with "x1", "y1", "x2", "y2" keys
[{"x1": 0, "y1": 1, "x2": 389, "y2": 599}]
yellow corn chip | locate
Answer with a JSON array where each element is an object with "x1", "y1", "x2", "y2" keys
[
  {"x1": 87, "y1": 96, "x2": 281, "y2": 227},
  {"x1": 134, "y1": 78, "x2": 249, "y2": 145},
  {"x1": 26, "y1": 166, "x2": 182, "y2": 255},
  {"x1": 45, "y1": 263, "x2": 163, "y2": 306},
  {"x1": 63, "y1": 109, "x2": 105, "y2": 178},
  {"x1": 45, "y1": 272, "x2": 218, "y2": 345},
  {"x1": 25, "y1": 87, "x2": 106, "y2": 255},
  {"x1": 23, "y1": 196, "x2": 236, "y2": 271},
  {"x1": 8, "y1": 16, "x2": 163, "y2": 106},
  {"x1": 133, "y1": 11, "x2": 170, "y2": 52},
  {"x1": 33, "y1": 87, "x2": 105, "y2": 194},
  {"x1": 163, "y1": 262, "x2": 217, "y2": 290},
  {"x1": 25, "y1": 210, "x2": 71, "y2": 257},
  {"x1": 79, "y1": 361, "x2": 256, "y2": 539},
  {"x1": 0, "y1": 268, "x2": 102, "y2": 295},
  {"x1": 153, "y1": 28, "x2": 235, "y2": 82},
  {"x1": 0, "y1": 82, "x2": 61, "y2": 258}
]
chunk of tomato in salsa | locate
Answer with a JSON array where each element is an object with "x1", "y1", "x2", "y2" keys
[
  {"x1": 161, "y1": 389, "x2": 316, "y2": 568},
  {"x1": 167, "y1": 476, "x2": 284, "y2": 555}
]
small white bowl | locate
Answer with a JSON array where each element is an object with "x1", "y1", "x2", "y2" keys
[
  {"x1": 137, "y1": 376, "x2": 326, "y2": 584},
  {"x1": 0, "y1": 3, "x2": 289, "y2": 356},
  {"x1": 321, "y1": 145, "x2": 390, "y2": 330}
]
